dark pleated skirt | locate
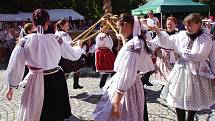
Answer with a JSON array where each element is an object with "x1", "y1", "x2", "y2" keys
[
  {"x1": 59, "y1": 55, "x2": 86, "y2": 73},
  {"x1": 40, "y1": 69, "x2": 71, "y2": 121}
]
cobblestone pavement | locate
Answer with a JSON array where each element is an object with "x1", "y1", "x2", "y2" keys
[{"x1": 1, "y1": 62, "x2": 215, "y2": 121}]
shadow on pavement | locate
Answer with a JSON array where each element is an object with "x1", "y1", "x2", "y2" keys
[
  {"x1": 144, "y1": 88, "x2": 162, "y2": 103},
  {"x1": 70, "y1": 92, "x2": 102, "y2": 104},
  {"x1": 80, "y1": 68, "x2": 100, "y2": 78},
  {"x1": 0, "y1": 62, "x2": 8, "y2": 70},
  {"x1": 66, "y1": 114, "x2": 87, "y2": 121}
]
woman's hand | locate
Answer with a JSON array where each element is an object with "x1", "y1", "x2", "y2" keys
[
  {"x1": 111, "y1": 92, "x2": 123, "y2": 119},
  {"x1": 111, "y1": 101, "x2": 121, "y2": 119},
  {"x1": 6, "y1": 88, "x2": 14, "y2": 100},
  {"x1": 150, "y1": 25, "x2": 161, "y2": 35}
]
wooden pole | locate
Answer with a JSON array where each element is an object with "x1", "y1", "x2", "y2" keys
[
  {"x1": 106, "y1": 20, "x2": 118, "y2": 35},
  {"x1": 73, "y1": 13, "x2": 111, "y2": 42}
]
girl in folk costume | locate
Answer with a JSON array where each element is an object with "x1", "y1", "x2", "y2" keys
[
  {"x1": 82, "y1": 39, "x2": 96, "y2": 70},
  {"x1": 154, "y1": 13, "x2": 215, "y2": 121},
  {"x1": 55, "y1": 18, "x2": 84, "y2": 89},
  {"x1": 6, "y1": 9, "x2": 82, "y2": 121},
  {"x1": 93, "y1": 13, "x2": 154, "y2": 121},
  {"x1": 95, "y1": 23, "x2": 116, "y2": 88},
  {"x1": 153, "y1": 16, "x2": 179, "y2": 85}
]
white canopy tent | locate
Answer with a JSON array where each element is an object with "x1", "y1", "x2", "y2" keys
[{"x1": 0, "y1": 9, "x2": 84, "y2": 21}]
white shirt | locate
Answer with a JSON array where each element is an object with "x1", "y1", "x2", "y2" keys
[
  {"x1": 95, "y1": 33, "x2": 113, "y2": 49},
  {"x1": 147, "y1": 17, "x2": 159, "y2": 27},
  {"x1": 6, "y1": 33, "x2": 82, "y2": 87},
  {"x1": 113, "y1": 38, "x2": 154, "y2": 92}
]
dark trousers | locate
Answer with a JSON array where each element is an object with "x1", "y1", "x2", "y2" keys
[{"x1": 141, "y1": 71, "x2": 153, "y2": 121}]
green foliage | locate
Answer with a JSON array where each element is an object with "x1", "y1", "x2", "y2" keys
[{"x1": 0, "y1": 0, "x2": 146, "y2": 19}]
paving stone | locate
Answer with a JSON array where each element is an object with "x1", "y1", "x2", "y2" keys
[{"x1": 1, "y1": 63, "x2": 215, "y2": 121}]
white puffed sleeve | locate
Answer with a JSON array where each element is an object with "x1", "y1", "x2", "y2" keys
[
  {"x1": 60, "y1": 41, "x2": 82, "y2": 61},
  {"x1": 183, "y1": 34, "x2": 212, "y2": 62},
  {"x1": 6, "y1": 44, "x2": 25, "y2": 88},
  {"x1": 106, "y1": 35, "x2": 113, "y2": 50},
  {"x1": 55, "y1": 31, "x2": 73, "y2": 45},
  {"x1": 55, "y1": 32, "x2": 82, "y2": 61},
  {"x1": 157, "y1": 31, "x2": 176, "y2": 50},
  {"x1": 114, "y1": 51, "x2": 138, "y2": 92}
]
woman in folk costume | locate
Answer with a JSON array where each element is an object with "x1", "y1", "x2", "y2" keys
[
  {"x1": 95, "y1": 22, "x2": 116, "y2": 88},
  {"x1": 93, "y1": 13, "x2": 154, "y2": 121},
  {"x1": 55, "y1": 18, "x2": 84, "y2": 89},
  {"x1": 6, "y1": 9, "x2": 82, "y2": 121},
  {"x1": 153, "y1": 16, "x2": 179, "y2": 85},
  {"x1": 154, "y1": 13, "x2": 215, "y2": 121}
]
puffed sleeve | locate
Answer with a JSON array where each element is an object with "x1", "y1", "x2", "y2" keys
[
  {"x1": 61, "y1": 33, "x2": 74, "y2": 45},
  {"x1": 56, "y1": 36, "x2": 82, "y2": 61},
  {"x1": 183, "y1": 34, "x2": 212, "y2": 62},
  {"x1": 106, "y1": 35, "x2": 113, "y2": 50},
  {"x1": 6, "y1": 42, "x2": 25, "y2": 88},
  {"x1": 114, "y1": 51, "x2": 139, "y2": 92},
  {"x1": 157, "y1": 31, "x2": 177, "y2": 50}
]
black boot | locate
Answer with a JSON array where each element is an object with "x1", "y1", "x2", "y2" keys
[
  {"x1": 187, "y1": 110, "x2": 196, "y2": 121},
  {"x1": 99, "y1": 74, "x2": 109, "y2": 88},
  {"x1": 176, "y1": 108, "x2": 186, "y2": 121},
  {"x1": 73, "y1": 72, "x2": 83, "y2": 89}
]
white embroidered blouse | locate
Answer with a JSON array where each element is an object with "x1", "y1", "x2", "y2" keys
[
  {"x1": 95, "y1": 33, "x2": 113, "y2": 50},
  {"x1": 114, "y1": 37, "x2": 154, "y2": 92},
  {"x1": 6, "y1": 33, "x2": 82, "y2": 87}
]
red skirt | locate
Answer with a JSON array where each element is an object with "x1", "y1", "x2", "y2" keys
[{"x1": 95, "y1": 48, "x2": 116, "y2": 72}]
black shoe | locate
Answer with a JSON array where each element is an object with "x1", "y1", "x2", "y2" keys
[
  {"x1": 145, "y1": 81, "x2": 153, "y2": 86},
  {"x1": 73, "y1": 85, "x2": 83, "y2": 89}
]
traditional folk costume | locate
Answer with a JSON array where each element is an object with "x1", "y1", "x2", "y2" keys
[
  {"x1": 6, "y1": 26, "x2": 82, "y2": 121},
  {"x1": 93, "y1": 17, "x2": 154, "y2": 121},
  {"x1": 95, "y1": 33, "x2": 116, "y2": 73},
  {"x1": 153, "y1": 30, "x2": 178, "y2": 85},
  {"x1": 55, "y1": 30, "x2": 84, "y2": 73},
  {"x1": 82, "y1": 43, "x2": 96, "y2": 69},
  {"x1": 158, "y1": 29, "x2": 215, "y2": 110}
]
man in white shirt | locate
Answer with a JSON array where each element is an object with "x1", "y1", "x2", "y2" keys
[{"x1": 147, "y1": 10, "x2": 160, "y2": 27}]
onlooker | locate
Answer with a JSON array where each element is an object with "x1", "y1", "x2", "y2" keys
[{"x1": 147, "y1": 10, "x2": 160, "y2": 28}]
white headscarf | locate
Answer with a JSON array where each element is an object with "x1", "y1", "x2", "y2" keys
[{"x1": 132, "y1": 16, "x2": 142, "y2": 52}]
